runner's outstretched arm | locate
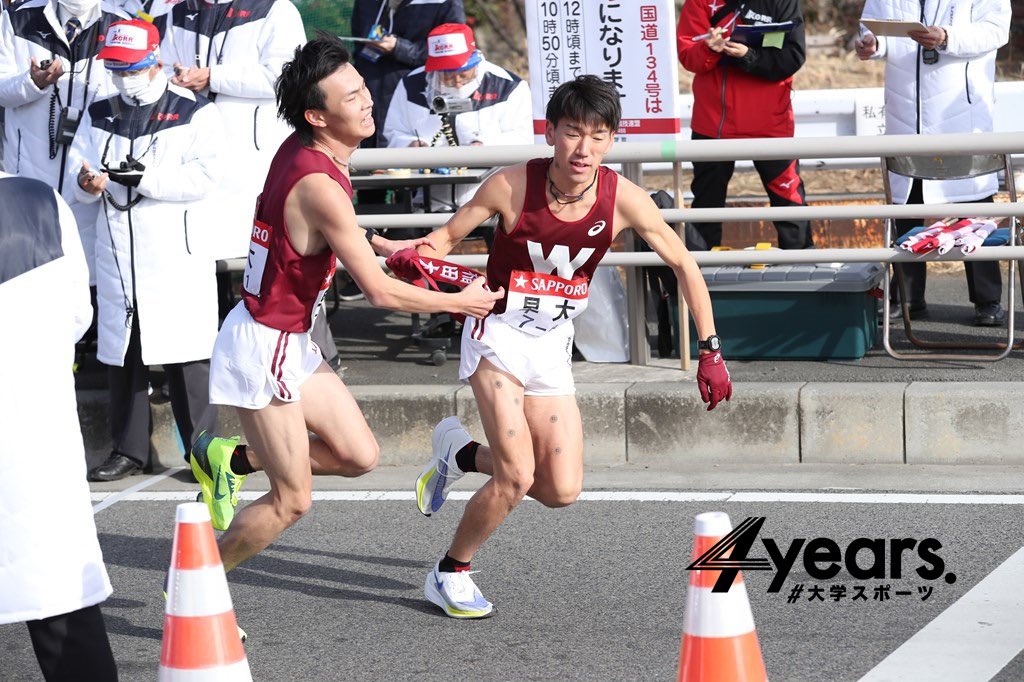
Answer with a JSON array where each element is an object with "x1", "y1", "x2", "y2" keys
[
  {"x1": 296, "y1": 174, "x2": 503, "y2": 318},
  {"x1": 617, "y1": 179, "x2": 718, "y2": 340},
  {"x1": 419, "y1": 166, "x2": 518, "y2": 258}
]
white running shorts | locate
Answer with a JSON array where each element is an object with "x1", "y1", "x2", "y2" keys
[
  {"x1": 209, "y1": 302, "x2": 324, "y2": 409},
  {"x1": 459, "y1": 314, "x2": 575, "y2": 397}
]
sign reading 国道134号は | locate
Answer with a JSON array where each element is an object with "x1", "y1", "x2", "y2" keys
[{"x1": 525, "y1": 0, "x2": 681, "y2": 142}]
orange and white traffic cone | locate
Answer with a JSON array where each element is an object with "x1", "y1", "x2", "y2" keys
[
  {"x1": 159, "y1": 502, "x2": 252, "y2": 681},
  {"x1": 678, "y1": 512, "x2": 767, "y2": 682}
]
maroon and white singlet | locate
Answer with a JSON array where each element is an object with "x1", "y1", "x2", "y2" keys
[
  {"x1": 486, "y1": 157, "x2": 616, "y2": 332},
  {"x1": 241, "y1": 133, "x2": 353, "y2": 333},
  {"x1": 459, "y1": 158, "x2": 618, "y2": 396}
]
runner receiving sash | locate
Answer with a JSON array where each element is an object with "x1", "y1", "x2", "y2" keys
[{"x1": 410, "y1": 75, "x2": 734, "y2": 618}]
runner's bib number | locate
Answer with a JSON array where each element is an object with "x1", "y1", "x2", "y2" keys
[
  {"x1": 243, "y1": 219, "x2": 272, "y2": 297},
  {"x1": 497, "y1": 270, "x2": 589, "y2": 336},
  {"x1": 310, "y1": 260, "x2": 337, "y2": 329}
]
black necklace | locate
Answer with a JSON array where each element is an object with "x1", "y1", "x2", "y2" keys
[{"x1": 547, "y1": 166, "x2": 598, "y2": 205}]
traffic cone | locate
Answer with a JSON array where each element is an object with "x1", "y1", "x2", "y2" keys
[
  {"x1": 159, "y1": 502, "x2": 252, "y2": 681},
  {"x1": 678, "y1": 512, "x2": 767, "y2": 682}
]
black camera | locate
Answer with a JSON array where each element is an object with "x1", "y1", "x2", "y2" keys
[
  {"x1": 39, "y1": 58, "x2": 53, "y2": 69},
  {"x1": 55, "y1": 106, "x2": 81, "y2": 146},
  {"x1": 431, "y1": 95, "x2": 473, "y2": 115}
]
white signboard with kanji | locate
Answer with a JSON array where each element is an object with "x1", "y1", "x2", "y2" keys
[{"x1": 525, "y1": 0, "x2": 681, "y2": 142}]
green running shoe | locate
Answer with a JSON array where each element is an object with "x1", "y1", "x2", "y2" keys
[{"x1": 189, "y1": 431, "x2": 245, "y2": 531}]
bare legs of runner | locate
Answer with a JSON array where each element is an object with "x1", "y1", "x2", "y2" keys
[
  {"x1": 446, "y1": 358, "x2": 584, "y2": 562},
  {"x1": 217, "y1": 363, "x2": 378, "y2": 572}
]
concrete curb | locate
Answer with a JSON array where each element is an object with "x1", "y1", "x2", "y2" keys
[{"x1": 76, "y1": 382, "x2": 1024, "y2": 470}]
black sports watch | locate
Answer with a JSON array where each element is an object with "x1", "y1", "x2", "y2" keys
[
  {"x1": 364, "y1": 227, "x2": 379, "y2": 243},
  {"x1": 698, "y1": 335, "x2": 722, "y2": 352}
]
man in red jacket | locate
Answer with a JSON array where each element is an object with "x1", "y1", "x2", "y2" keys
[{"x1": 677, "y1": 0, "x2": 811, "y2": 250}]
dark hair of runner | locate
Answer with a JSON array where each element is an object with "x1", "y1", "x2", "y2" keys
[
  {"x1": 276, "y1": 34, "x2": 352, "y2": 145},
  {"x1": 545, "y1": 75, "x2": 621, "y2": 134}
]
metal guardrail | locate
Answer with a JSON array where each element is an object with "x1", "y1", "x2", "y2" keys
[
  {"x1": 217, "y1": 246, "x2": 1024, "y2": 273},
  {"x1": 226, "y1": 132, "x2": 1024, "y2": 367},
  {"x1": 352, "y1": 131, "x2": 1024, "y2": 168},
  {"x1": 355, "y1": 203, "x2": 1024, "y2": 229}
]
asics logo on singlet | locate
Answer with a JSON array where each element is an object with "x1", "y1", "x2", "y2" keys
[
  {"x1": 527, "y1": 241, "x2": 595, "y2": 279},
  {"x1": 587, "y1": 220, "x2": 607, "y2": 237}
]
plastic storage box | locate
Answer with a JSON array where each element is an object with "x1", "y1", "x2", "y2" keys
[{"x1": 688, "y1": 263, "x2": 884, "y2": 359}]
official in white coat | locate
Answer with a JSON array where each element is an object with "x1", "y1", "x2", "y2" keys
[
  {"x1": 70, "y1": 19, "x2": 223, "y2": 480},
  {"x1": 857, "y1": 0, "x2": 1011, "y2": 326},
  {"x1": 0, "y1": 0, "x2": 129, "y2": 281},
  {"x1": 0, "y1": 171, "x2": 117, "y2": 681},
  {"x1": 383, "y1": 22, "x2": 532, "y2": 213},
  {"x1": 160, "y1": 0, "x2": 305, "y2": 262}
]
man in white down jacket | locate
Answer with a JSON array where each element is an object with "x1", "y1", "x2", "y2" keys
[
  {"x1": 857, "y1": 0, "x2": 1011, "y2": 327},
  {"x1": 0, "y1": 0, "x2": 129, "y2": 280},
  {"x1": 0, "y1": 171, "x2": 117, "y2": 681},
  {"x1": 71, "y1": 19, "x2": 224, "y2": 481},
  {"x1": 383, "y1": 22, "x2": 532, "y2": 214},
  {"x1": 160, "y1": 0, "x2": 305, "y2": 263}
]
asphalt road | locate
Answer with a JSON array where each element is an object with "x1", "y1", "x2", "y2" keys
[{"x1": 3, "y1": 473, "x2": 1023, "y2": 681}]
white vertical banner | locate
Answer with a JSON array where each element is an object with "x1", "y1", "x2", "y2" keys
[{"x1": 525, "y1": 0, "x2": 681, "y2": 142}]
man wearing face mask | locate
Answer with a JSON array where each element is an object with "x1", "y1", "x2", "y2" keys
[
  {"x1": 69, "y1": 19, "x2": 225, "y2": 481},
  {"x1": 383, "y1": 22, "x2": 532, "y2": 213},
  {"x1": 0, "y1": 0, "x2": 129, "y2": 281}
]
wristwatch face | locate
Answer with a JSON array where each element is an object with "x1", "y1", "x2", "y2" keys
[{"x1": 705, "y1": 335, "x2": 721, "y2": 351}]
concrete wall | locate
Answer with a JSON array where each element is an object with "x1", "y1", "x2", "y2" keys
[{"x1": 78, "y1": 382, "x2": 1024, "y2": 470}]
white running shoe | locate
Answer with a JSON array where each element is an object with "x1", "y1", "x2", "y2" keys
[
  {"x1": 424, "y1": 562, "x2": 494, "y2": 619},
  {"x1": 415, "y1": 416, "x2": 471, "y2": 516}
]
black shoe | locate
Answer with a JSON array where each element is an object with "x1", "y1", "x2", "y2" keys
[
  {"x1": 888, "y1": 301, "x2": 928, "y2": 320},
  {"x1": 974, "y1": 303, "x2": 1007, "y2": 327},
  {"x1": 88, "y1": 454, "x2": 143, "y2": 482},
  {"x1": 338, "y1": 278, "x2": 364, "y2": 302}
]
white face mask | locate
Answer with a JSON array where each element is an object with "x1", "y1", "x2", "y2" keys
[
  {"x1": 58, "y1": 0, "x2": 100, "y2": 17},
  {"x1": 113, "y1": 70, "x2": 153, "y2": 101},
  {"x1": 428, "y1": 71, "x2": 481, "y2": 102}
]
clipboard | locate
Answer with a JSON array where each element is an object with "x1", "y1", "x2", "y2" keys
[
  {"x1": 860, "y1": 19, "x2": 928, "y2": 37},
  {"x1": 730, "y1": 21, "x2": 794, "y2": 46}
]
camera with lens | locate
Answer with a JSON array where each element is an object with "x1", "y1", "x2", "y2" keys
[
  {"x1": 55, "y1": 106, "x2": 82, "y2": 146},
  {"x1": 431, "y1": 95, "x2": 474, "y2": 115}
]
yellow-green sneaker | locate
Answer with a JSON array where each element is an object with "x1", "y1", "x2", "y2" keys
[{"x1": 189, "y1": 431, "x2": 246, "y2": 531}]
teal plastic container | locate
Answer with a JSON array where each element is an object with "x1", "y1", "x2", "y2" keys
[{"x1": 687, "y1": 263, "x2": 883, "y2": 359}]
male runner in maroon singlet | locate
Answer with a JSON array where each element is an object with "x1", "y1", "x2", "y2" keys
[
  {"x1": 189, "y1": 37, "x2": 503, "y2": 587},
  {"x1": 410, "y1": 75, "x2": 733, "y2": 618}
]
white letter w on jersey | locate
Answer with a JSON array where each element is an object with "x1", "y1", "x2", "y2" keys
[{"x1": 527, "y1": 241, "x2": 595, "y2": 279}]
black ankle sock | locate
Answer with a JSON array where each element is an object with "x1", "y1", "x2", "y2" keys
[
  {"x1": 230, "y1": 444, "x2": 256, "y2": 475},
  {"x1": 438, "y1": 552, "x2": 470, "y2": 573},
  {"x1": 454, "y1": 441, "x2": 479, "y2": 473}
]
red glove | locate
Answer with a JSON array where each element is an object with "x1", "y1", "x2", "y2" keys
[{"x1": 696, "y1": 351, "x2": 732, "y2": 411}]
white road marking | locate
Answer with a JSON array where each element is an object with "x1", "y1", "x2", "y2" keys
[
  {"x1": 91, "y1": 467, "x2": 186, "y2": 514},
  {"x1": 859, "y1": 546, "x2": 1024, "y2": 682},
  {"x1": 88, "y1": 490, "x2": 1024, "y2": 504}
]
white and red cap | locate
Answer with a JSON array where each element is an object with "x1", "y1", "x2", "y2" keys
[
  {"x1": 425, "y1": 23, "x2": 482, "y2": 72},
  {"x1": 97, "y1": 20, "x2": 160, "y2": 66}
]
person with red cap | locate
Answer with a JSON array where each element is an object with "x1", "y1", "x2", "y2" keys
[
  {"x1": 69, "y1": 18, "x2": 226, "y2": 482},
  {"x1": 383, "y1": 22, "x2": 532, "y2": 213}
]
